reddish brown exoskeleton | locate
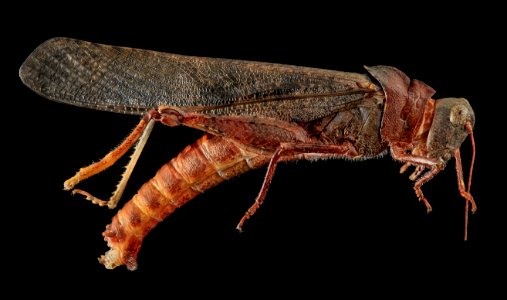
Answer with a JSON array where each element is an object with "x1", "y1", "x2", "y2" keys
[{"x1": 19, "y1": 38, "x2": 476, "y2": 270}]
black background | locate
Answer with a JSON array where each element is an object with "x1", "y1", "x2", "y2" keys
[{"x1": 5, "y1": 3, "x2": 505, "y2": 295}]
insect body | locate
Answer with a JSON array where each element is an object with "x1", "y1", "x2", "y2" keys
[{"x1": 19, "y1": 38, "x2": 476, "y2": 270}]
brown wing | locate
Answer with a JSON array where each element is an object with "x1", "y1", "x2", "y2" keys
[{"x1": 20, "y1": 37, "x2": 379, "y2": 122}]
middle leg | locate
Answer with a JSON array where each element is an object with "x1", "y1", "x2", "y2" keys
[{"x1": 236, "y1": 141, "x2": 359, "y2": 231}]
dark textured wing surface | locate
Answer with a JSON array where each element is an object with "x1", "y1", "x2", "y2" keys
[{"x1": 20, "y1": 37, "x2": 379, "y2": 122}]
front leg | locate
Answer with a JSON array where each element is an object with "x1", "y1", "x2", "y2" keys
[
  {"x1": 390, "y1": 145, "x2": 444, "y2": 213},
  {"x1": 412, "y1": 167, "x2": 441, "y2": 213},
  {"x1": 390, "y1": 145, "x2": 441, "y2": 169}
]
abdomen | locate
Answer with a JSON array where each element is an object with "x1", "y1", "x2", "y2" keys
[{"x1": 99, "y1": 134, "x2": 271, "y2": 270}]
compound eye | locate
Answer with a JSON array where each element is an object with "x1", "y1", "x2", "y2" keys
[{"x1": 450, "y1": 104, "x2": 469, "y2": 126}]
